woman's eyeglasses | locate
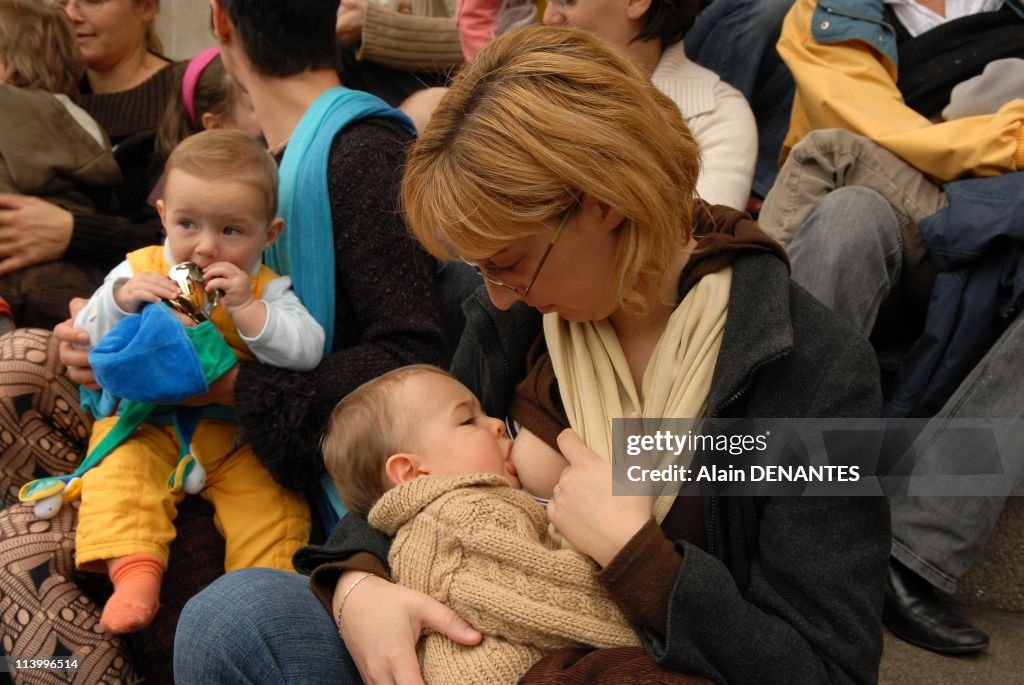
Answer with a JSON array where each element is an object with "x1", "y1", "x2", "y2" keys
[{"x1": 465, "y1": 208, "x2": 572, "y2": 297}]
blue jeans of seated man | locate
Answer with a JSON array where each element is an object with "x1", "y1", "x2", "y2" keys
[
  {"x1": 787, "y1": 186, "x2": 904, "y2": 337},
  {"x1": 685, "y1": 0, "x2": 795, "y2": 196},
  {"x1": 786, "y1": 185, "x2": 1024, "y2": 594},
  {"x1": 174, "y1": 568, "x2": 361, "y2": 684},
  {"x1": 889, "y1": 310, "x2": 1024, "y2": 593}
]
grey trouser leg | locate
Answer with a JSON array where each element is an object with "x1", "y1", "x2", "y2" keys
[
  {"x1": 890, "y1": 310, "x2": 1024, "y2": 592},
  {"x1": 787, "y1": 185, "x2": 903, "y2": 336}
]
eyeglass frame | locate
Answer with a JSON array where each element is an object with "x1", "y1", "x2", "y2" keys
[{"x1": 463, "y1": 207, "x2": 572, "y2": 297}]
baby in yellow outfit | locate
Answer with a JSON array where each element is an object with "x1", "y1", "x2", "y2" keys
[{"x1": 73, "y1": 130, "x2": 324, "y2": 633}]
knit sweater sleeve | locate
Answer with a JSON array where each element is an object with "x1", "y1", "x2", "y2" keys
[
  {"x1": 358, "y1": 0, "x2": 464, "y2": 72},
  {"x1": 402, "y1": 489, "x2": 638, "y2": 650},
  {"x1": 65, "y1": 212, "x2": 164, "y2": 272},
  {"x1": 66, "y1": 63, "x2": 179, "y2": 269},
  {"x1": 234, "y1": 119, "x2": 449, "y2": 491},
  {"x1": 688, "y1": 77, "x2": 757, "y2": 209}
]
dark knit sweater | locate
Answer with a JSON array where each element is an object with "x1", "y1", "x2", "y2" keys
[
  {"x1": 68, "y1": 62, "x2": 180, "y2": 270},
  {"x1": 235, "y1": 117, "x2": 450, "y2": 492}
]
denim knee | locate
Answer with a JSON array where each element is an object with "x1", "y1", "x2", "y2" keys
[
  {"x1": 800, "y1": 187, "x2": 902, "y2": 263},
  {"x1": 174, "y1": 569, "x2": 357, "y2": 685}
]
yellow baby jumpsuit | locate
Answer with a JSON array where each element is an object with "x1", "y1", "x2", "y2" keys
[{"x1": 75, "y1": 246, "x2": 310, "y2": 573}]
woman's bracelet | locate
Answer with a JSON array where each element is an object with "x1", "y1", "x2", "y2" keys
[{"x1": 335, "y1": 572, "x2": 376, "y2": 627}]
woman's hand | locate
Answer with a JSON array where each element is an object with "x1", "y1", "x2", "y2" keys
[
  {"x1": 547, "y1": 429, "x2": 653, "y2": 567},
  {"x1": 0, "y1": 193, "x2": 74, "y2": 277},
  {"x1": 334, "y1": 571, "x2": 481, "y2": 685},
  {"x1": 55, "y1": 298, "x2": 98, "y2": 388},
  {"x1": 336, "y1": 0, "x2": 368, "y2": 44}
]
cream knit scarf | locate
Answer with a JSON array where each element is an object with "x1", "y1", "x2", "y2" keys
[{"x1": 544, "y1": 267, "x2": 732, "y2": 525}]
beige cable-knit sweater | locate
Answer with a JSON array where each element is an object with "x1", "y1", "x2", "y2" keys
[{"x1": 368, "y1": 473, "x2": 639, "y2": 685}]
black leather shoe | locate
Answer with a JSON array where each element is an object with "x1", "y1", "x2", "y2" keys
[{"x1": 883, "y1": 560, "x2": 989, "y2": 655}]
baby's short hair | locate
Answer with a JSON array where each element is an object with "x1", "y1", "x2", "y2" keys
[
  {"x1": 323, "y1": 364, "x2": 453, "y2": 515},
  {"x1": 164, "y1": 129, "x2": 279, "y2": 221},
  {"x1": 0, "y1": 0, "x2": 83, "y2": 95}
]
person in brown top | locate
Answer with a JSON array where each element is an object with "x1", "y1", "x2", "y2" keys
[
  {"x1": 0, "y1": 3, "x2": 184, "y2": 683},
  {"x1": 0, "y1": 0, "x2": 175, "y2": 330},
  {"x1": 174, "y1": 25, "x2": 889, "y2": 685}
]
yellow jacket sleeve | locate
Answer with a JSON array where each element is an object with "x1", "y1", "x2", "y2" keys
[{"x1": 778, "y1": 0, "x2": 1024, "y2": 182}]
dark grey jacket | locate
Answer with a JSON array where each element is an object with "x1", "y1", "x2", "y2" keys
[{"x1": 296, "y1": 252, "x2": 890, "y2": 685}]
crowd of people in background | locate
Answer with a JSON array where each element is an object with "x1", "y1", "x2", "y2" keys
[{"x1": 0, "y1": 0, "x2": 1020, "y2": 683}]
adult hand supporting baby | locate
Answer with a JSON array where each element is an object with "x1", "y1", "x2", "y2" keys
[
  {"x1": 335, "y1": 571, "x2": 482, "y2": 684},
  {"x1": 548, "y1": 428, "x2": 653, "y2": 568},
  {"x1": 56, "y1": 298, "x2": 98, "y2": 389}
]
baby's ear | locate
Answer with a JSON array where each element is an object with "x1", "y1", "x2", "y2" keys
[
  {"x1": 263, "y1": 217, "x2": 284, "y2": 250},
  {"x1": 385, "y1": 453, "x2": 423, "y2": 485}
]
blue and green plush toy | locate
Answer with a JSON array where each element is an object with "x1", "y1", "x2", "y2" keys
[{"x1": 18, "y1": 303, "x2": 237, "y2": 518}]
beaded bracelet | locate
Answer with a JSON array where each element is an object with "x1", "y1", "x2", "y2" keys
[{"x1": 335, "y1": 572, "x2": 376, "y2": 627}]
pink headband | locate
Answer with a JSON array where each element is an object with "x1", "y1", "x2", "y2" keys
[{"x1": 182, "y1": 47, "x2": 221, "y2": 129}]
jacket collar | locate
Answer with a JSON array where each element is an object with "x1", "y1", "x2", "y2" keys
[
  {"x1": 708, "y1": 253, "x2": 794, "y2": 416},
  {"x1": 815, "y1": 0, "x2": 1024, "y2": 69}
]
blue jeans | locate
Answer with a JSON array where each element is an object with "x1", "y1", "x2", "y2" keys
[
  {"x1": 890, "y1": 309, "x2": 1024, "y2": 592},
  {"x1": 788, "y1": 186, "x2": 904, "y2": 336},
  {"x1": 174, "y1": 568, "x2": 361, "y2": 684},
  {"x1": 784, "y1": 184, "x2": 1024, "y2": 593},
  {"x1": 685, "y1": 0, "x2": 796, "y2": 196}
]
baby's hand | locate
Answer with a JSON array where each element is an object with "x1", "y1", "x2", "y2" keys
[
  {"x1": 113, "y1": 273, "x2": 180, "y2": 312},
  {"x1": 203, "y1": 261, "x2": 253, "y2": 313}
]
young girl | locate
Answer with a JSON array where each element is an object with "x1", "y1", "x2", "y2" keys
[{"x1": 155, "y1": 46, "x2": 262, "y2": 165}]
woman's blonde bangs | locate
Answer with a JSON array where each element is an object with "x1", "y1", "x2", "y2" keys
[{"x1": 402, "y1": 25, "x2": 702, "y2": 309}]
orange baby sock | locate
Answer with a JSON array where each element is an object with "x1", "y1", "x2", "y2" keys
[{"x1": 99, "y1": 554, "x2": 164, "y2": 634}]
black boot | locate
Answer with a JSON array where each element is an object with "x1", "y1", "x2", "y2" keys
[{"x1": 883, "y1": 559, "x2": 989, "y2": 655}]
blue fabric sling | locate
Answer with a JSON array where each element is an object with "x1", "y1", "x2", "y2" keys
[
  {"x1": 267, "y1": 86, "x2": 415, "y2": 357},
  {"x1": 267, "y1": 87, "x2": 415, "y2": 528}
]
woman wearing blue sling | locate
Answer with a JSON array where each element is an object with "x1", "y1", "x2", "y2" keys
[{"x1": 0, "y1": 0, "x2": 450, "y2": 681}]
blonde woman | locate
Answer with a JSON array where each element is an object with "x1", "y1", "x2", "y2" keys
[{"x1": 175, "y1": 26, "x2": 888, "y2": 684}]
